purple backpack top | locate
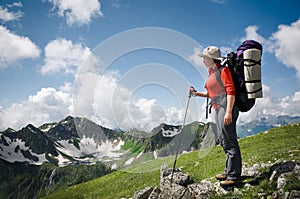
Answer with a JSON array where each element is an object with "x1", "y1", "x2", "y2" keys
[
  {"x1": 221, "y1": 40, "x2": 263, "y2": 112},
  {"x1": 237, "y1": 40, "x2": 263, "y2": 57}
]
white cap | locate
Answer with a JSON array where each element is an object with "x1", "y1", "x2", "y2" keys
[{"x1": 198, "y1": 46, "x2": 223, "y2": 60}]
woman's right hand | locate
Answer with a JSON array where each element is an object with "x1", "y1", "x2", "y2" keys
[
  {"x1": 189, "y1": 87, "x2": 208, "y2": 98},
  {"x1": 189, "y1": 86, "x2": 197, "y2": 97}
]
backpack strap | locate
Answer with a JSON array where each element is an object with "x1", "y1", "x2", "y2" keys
[
  {"x1": 243, "y1": 58, "x2": 261, "y2": 67},
  {"x1": 215, "y1": 65, "x2": 226, "y2": 93}
]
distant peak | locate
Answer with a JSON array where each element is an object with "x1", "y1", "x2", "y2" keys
[
  {"x1": 61, "y1": 116, "x2": 75, "y2": 122},
  {"x1": 3, "y1": 127, "x2": 16, "y2": 133}
]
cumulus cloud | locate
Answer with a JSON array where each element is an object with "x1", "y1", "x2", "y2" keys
[
  {"x1": 1, "y1": 66, "x2": 196, "y2": 161},
  {"x1": 188, "y1": 47, "x2": 203, "y2": 67},
  {"x1": 231, "y1": 19, "x2": 300, "y2": 120},
  {"x1": 241, "y1": 20, "x2": 300, "y2": 81},
  {"x1": 7, "y1": 2, "x2": 23, "y2": 8},
  {"x1": 73, "y1": 70, "x2": 186, "y2": 132},
  {"x1": 72, "y1": 53, "x2": 199, "y2": 132},
  {"x1": 231, "y1": 20, "x2": 300, "y2": 122},
  {"x1": 239, "y1": 88, "x2": 300, "y2": 124},
  {"x1": 268, "y1": 18, "x2": 300, "y2": 80},
  {"x1": 241, "y1": 25, "x2": 266, "y2": 44},
  {"x1": 40, "y1": 38, "x2": 91, "y2": 75},
  {"x1": 238, "y1": 24, "x2": 300, "y2": 122},
  {"x1": 0, "y1": 83, "x2": 72, "y2": 131},
  {"x1": 48, "y1": 0, "x2": 103, "y2": 26},
  {"x1": 0, "y1": 3, "x2": 23, "y2": 22},
  {"x1": 0, "y1": 26, "x2": 40, "y2": 68}
]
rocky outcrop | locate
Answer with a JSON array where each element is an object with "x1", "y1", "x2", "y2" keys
[{"x1": 130, "y1": 161, "x2": 300, "y2": 199}]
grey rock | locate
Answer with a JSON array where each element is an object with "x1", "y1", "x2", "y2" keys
[
  {"x1": 133, "y1": 187, "x2": 153, "y2": 199},
  {"x1": 148, "y1": 187, "x2": 161, "y2": 199},
  {"x1": 186, "y1": 180, "x2": 214, "y2": 199}
]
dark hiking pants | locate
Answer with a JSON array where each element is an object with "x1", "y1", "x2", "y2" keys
[{"x1": 214, "y1": 105, "x2": 242, "y2": 180}]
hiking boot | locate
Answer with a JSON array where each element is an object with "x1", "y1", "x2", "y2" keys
[
  {"x1": 220, "y1": 179, "x2": 242, "y2": 187},
  {"x1": 215, "y1": 174, "x2": 227, "y2": 181}
]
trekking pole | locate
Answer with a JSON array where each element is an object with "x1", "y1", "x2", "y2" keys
[{"x1": 170, "y1": 87, "x2": 193, "y2": 188}]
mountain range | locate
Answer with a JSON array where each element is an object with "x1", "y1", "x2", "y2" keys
[
  {"x1": 0, "y1": 116, "x2": 208, "y2": 199},
  {"x1": 237, "y1": 115, "x2": 300, "y2": 138},
  {"x1": 0, "y1": 116, "x2": 208, "y2": 168},
  {"x1": 1, "y1": 114, "x2": 300, "y2": 167}
]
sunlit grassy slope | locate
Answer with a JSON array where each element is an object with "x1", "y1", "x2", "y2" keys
[{"x1": 43, "y1": 123, "x2": 300, "y2": 199}]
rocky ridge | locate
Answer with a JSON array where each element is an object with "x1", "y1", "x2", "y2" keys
[{"x1": 130, "y1": 160, "x2": 300, "y2": 199}]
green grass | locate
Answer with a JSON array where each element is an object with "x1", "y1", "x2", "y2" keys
[
  {"x1": 43, "y1": 123, "x2": 300, "y2": 199},
  {"x1": 121, "y1": 140, "x2": 144, "y2": 154}
]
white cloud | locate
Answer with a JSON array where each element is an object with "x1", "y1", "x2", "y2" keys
[
  {"x1": 0, "y1": 83, "x2": 73, "y2": 131},
  {"x1": 239, "y1": 84, "x2": 300, "y2": 124},
  {"x1": 0, "y1": 26, "x2": 40, "y2": 68},
  {"x1": 40, "y1": 38, "x2": 91, "y2": 75},
  {"x1": 210, "y1": 0, "x2": 226, "y2": 4},
  {"x1": 1, "y1": 67, "x2": 185, "y2": 132},
  {"x1": 188, "y1": 47, "x2": 203, "y2": 67},
  {"x1": 0, "y1": 3, "x2": 23, "y2": 22},
  {"x1": 268, "y1": 18, "x2": 300, "y2": 80},
  {"x1": 59, "y1": 82, "x2": 72, "y2": 93},
  {"x1": 7, "y1": 2, "x2": 23, "y2": 8},
  {"x1": 73, "y1": 70, "x2": 187, "y2": 132},
  {"x1": 241, "y1": 20, "x2": 300, "y2": 81},
  {"x1": 241, "y1": 25, "x2": 266, "y2": 44},
  {"x1": 48, "y1": 0, "x2": 103, "y2": 26}
]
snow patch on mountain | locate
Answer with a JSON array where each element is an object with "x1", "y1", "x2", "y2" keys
[
  {"x1": 125, "y1": 157, "x2": 135, "y2": 165},
  {"x1": 46, "y1": 152, "x2": 71, "y2": 167},
  {"x1": 56, "y1": 136, "x2": 124, "y2": 160},
  {"x1": 0, "y1": 134, "x2": 48, "y2": 165},
  {"x1": 161, "y1": 127, "x2": 181, "y2": 137},
  {"x1": 153, "y1": 151, "x2": 158, "y2": 159},
  {"x1": 40, "y1": 123, "x2": 57, "y2": 132}
]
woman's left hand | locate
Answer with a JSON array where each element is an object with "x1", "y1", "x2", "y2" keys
[{"x1": 224, "y1": 111, "x2": 233, "y2": 125}]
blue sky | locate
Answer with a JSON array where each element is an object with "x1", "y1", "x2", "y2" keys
[{"x1": 0, "y1": 0, "x2": 300, "y2": 131}]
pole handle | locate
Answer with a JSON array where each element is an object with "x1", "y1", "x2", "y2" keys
[{"x1": 189, "y1": 86, "x2": 197, "y2": 97}]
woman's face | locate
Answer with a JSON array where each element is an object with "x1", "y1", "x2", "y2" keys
[{"x1": 203, "y1": 57, "x2": 214, "y2": 68}]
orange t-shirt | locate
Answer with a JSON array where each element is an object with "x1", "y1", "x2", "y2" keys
[{"x1": 205, "y1": 64, "x2": 235, "y2": 99}]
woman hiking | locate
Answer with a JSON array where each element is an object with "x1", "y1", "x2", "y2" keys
[{"x1": 190, "y1": 46, "x2": 242, "y2": 187}]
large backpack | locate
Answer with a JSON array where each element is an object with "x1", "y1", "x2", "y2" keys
[{"x1": 221, "y1": 40, "x2": 263, "y2": 112}]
